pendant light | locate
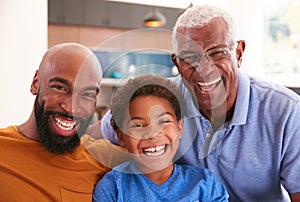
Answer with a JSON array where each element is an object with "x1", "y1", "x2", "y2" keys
[{"x1": 143, "y1": 7, "x2": 166, "y2": 28}]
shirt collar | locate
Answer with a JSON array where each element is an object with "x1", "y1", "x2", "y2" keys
[{"x1": 229, "y1": 71, "x2": 250, "y2": 126}]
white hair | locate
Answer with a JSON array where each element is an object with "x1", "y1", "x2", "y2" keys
[{"x1": 172, "y1": 5, "x2": 237, "y2": 51}]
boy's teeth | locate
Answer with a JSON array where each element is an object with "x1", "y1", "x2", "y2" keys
[
  {"x1": 143, "y1": 145, "x2": 166, "y2": 157},
  {"x1": 144, "y1": 145, "x2": 165, "y2": 152}
]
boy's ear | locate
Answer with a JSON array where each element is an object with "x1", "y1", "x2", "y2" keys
[
  {"x1": 177, "y1": 119, "x2": 184, "y2": 139},
  {"x1": 116, "y1": 129, "x2": 126, "y2": 148},
  {"x1": 30, "y1": 70, "x2": 39, "y2": 95}
]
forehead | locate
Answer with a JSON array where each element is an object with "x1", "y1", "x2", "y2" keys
[
  {"x1": 42, "y1": 50, "x2": 101, "y2": 87},
  {"x1": 128, "y1": 96, "x2": 175, "y2": 116},
  {"x1": 176, "y1": 19, "x2": 230, "y2": 50}
]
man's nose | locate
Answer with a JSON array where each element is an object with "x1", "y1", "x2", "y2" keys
[
  {"x1": 194, "y1": 55, "x2": 215, "y2": 74},
  {"x1": 60, "y1": 95, "x2": 83, "y2": 116},
  {"x1": 60, "y1": 96, "x2": 73, "y2": 114}
]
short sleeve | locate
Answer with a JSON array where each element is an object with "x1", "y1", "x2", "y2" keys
[
  {"x1": 100, "y1": 110, "x2": 119, "y2": 145},
  {"x1": 93, "y1": 172, "x2": 118, "y2": 202},
  {"x1": 204, "y1": 169, "x2": 229, "y2": 201},
  {"x1": 281, "y1": 101, "x2": 300, "y2": 194}
]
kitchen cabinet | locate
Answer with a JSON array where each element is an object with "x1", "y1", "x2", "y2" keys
[
  {"x1": 48, "y1": 0, "x2": 180, "y2": 30},
  {"x1": 48, "y1": 0, "x2": 84, "y2": 24}
]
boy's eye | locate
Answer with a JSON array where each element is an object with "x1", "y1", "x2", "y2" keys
[
  {"x1": 159, "y1": 119, "x2": 171, "y2": 125},
  {"x1": 130, "y1": 123, "x2": 144, "y2": 128}
]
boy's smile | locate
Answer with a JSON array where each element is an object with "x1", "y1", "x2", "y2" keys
[{"x1": 118, "y1": 95, "x2": 183, "y2": 173}]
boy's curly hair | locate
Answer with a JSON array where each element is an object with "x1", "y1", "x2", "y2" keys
[{"x1": 110, "y1": 74, "x2": 185, "y2": 131}]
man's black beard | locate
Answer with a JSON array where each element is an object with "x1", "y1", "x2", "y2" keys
[{"x1": 34, "y1": 97, "x2": 93, "y2": 154}]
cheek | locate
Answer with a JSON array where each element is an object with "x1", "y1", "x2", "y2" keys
[
  {"x1": 166, "y1": 126, "x2": 182, "y2": 142},
  {"x1": 83, "y1": 101, "x2": 97, "y2": 114},
  {"x1": 124, "y1": 139, "x2": 140, "y2": 154},
  {"x1": 219, "y1": 63, "x2": 238, "y2": 93},
  {"x1": 223, "y1": 63, "x2": 238, "y2": 85},
  {"x1": 37, "y1": 93, "x2": 60, "y2": 108},
  {"x1": 179, "y1": 67, "x2": 194, "y2": 82}
]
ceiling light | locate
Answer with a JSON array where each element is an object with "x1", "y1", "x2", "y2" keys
[{"x1": 143, "y1": 7, "x2": 167, "y2": 28}]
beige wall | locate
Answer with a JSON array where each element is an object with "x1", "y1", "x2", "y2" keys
[
  {"x1": 0, "y1": 0, "x2": 48, "y2": 127},
  {"x1": 48, "y1": 23, "x2": 173, "y2": 51},
  {"x1": 49, "y1": 24, "x2": 129, "y2": 48}
]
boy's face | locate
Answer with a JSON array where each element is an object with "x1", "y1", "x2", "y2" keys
[{"x1": 117, "y1": 95, "x2": 183, "y2": 173}]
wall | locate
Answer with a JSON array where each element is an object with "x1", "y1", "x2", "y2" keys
[
  {"x1": 48, "y1": 24, "x2": 173, "y2": 50},
  {"x1": 0, "y1": 0, "x2": 48, "y2": 127},
  {"x1": 49, "y1": 24, "x2": 129, "y2": 48},
  {"x1": 48, "y1": 0, "x2": 267, "y2": 111},
  {"x1": 48, "y1": 23, "x2": 176, "y2": 111},
  {"x1": 48, "y1": 0, "x2": 180, "y2": 30},
  {"x1": 48, "y1": 0, "x2": 266, "y2": 78}
]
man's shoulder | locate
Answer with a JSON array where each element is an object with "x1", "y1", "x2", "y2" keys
[
  {"x1": 170, "y1": 75, "x2": 183, "y2": 87},
  {"x1": 249, "y1": 75, "x2": 300, "y2": 101},
  {"x1": 81, "y1": 134, "x2": 132, "y2": 169},
  {"x1": 0, "y1": 125, "x2": 19, "y2": 137}
]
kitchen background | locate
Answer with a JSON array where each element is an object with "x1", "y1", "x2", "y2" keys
[{"x1": 1, "y1": 0, "x2": 299, "y2": 126}]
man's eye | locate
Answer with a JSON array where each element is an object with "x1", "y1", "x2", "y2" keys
[
  {"x1": 209, "y1": 50, "x2": 226, "y2": 57},
  {"x1": 52, "y1": 85, "x2": 67, "y2": 92},
  {"x1": 182, "y1": 54, "x2": 199, "y2": 62},
  {"x1": 83, "y1": 92, "x2": 97, "y2": 99},
  {"x1": 208, "y1": 47, "x2": 231, "y2": 58}
]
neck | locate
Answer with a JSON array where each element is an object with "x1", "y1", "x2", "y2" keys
[
  {"x1": 142, "y1": 164, "x2": 174, "y2": 185},
  {"x1": 203, "y1": 104, "x2": 234, "y2": 132},
  {"x1": 18, "y1": 110, "x2": 40, "y2": 141}
]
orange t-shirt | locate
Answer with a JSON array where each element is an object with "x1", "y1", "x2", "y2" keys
[{"x1": 0, "y1": 126, "x2": 115, "y2": 202}]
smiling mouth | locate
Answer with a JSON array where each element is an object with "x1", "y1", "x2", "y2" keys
[
  {"x1": 54, "y1": 115, "x2": 77, "y2": 131},
  {"x1": 197, "y1": 77, "x2": 222, "y2": 92},
  {"x1": 142, "y1": 145, "x2": 167, "y2": 157}
]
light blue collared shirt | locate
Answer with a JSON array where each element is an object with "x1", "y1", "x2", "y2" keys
[{"x1": 101, "y1": 71, "x2": 300, "y2": 201}]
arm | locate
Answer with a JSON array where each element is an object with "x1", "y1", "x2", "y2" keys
[
  {"x1": 87, "y1": 109, "x2": 119, "y2": 145},
  {"x1": 86, "y1": 120, "x2": 102, "y2": 139},
  {"x1": 81, "y1": 135, "x2": 131, "y2": 168},
  {"x1": 93, "y1": 172, "x2": 118, "y2": 202},
  {"x1": 281, "y1": 101, "x2": 300, "y2": 200},
  {"x1": 290, "y1": 193, "x2": 300, "y2": 202},
  {"x1": 204, "y1": 169, "x2": 229, "y2": 202}
]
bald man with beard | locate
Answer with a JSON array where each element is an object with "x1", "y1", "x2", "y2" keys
[{"x1": 0, "y1": 43, "x2": 129, "y2": 201}]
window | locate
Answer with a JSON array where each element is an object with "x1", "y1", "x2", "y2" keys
[{"x1": 264, "y1": 0, "x2": 300, "y2": 86}]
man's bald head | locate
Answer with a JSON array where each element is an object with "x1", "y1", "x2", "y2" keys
[
  {"x1": 29, "y1": 43, "x2": 103, "y2": 154},
  {"x1": 38, "y1": 43, "x2": 102, "y2": 87}
]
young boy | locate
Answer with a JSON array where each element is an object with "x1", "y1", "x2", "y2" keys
[{"x1": 93, "y1": 75, "x2": 229, "y2": 201}]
